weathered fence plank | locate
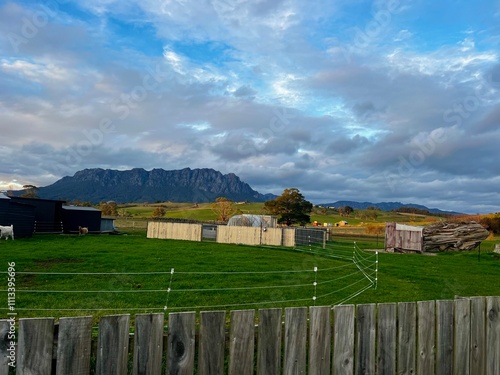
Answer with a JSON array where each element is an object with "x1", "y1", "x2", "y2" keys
[
  {"x1": 417, "y1": 300, "x2": 436, "y2": 375},
  {"x1": 16, "y1": 318, "x2": 54, "y2": 375},
  {"x1": 437, "y1": 300, "x2": 454, "y2": 375},
  {"x1": 470, "y1": 296, "x2": 486, "y2": 375},
  {"x1": 0, "y1": 320, "x2": 12, "y2": 375},
  {"x1": 229, "y1": 310, "x2": 255, "y2": 375},
  {"x1": 56, "y1": 316, "x2": 93, "y2": 375},
  {"x1": 284, "y1": 307, "x2": 307, "y2": 375},
  {"x1": 309, "y1": 306, "x2": 331, "y2": 375},
  {"x1": 454, "y1": 298, "x2": 471, "y2": 375},
  {"x1": 356, "y1": 304, "x2": 376, "y2": 375},
  {"x1": 486, "y1": 296, "x2": 500, "y2": 375},
  {"x1": 133, "y1": 313, "x2": 164, "y2": 375},
  {"x1": 167, "y1": 311, "x2": 196, "y2": 375},
  {"x1": 333, "y1": 304, "x2": 355, "y2": 375},
  {"x1": 198, "y1": 311, "x2": 226, "y2": 375},
  {"x1": 257, "y1": 308, "x2": 282, "y2": 375},
  {"x1": 377, "y1": 303, "x2": 396, "y2": 375},
  {"x1": 96, "y1": 314, "x2": 130, "y2": 375},
  {"x1": 398, "y1": 302, "x2": 416, "y2": 375}
]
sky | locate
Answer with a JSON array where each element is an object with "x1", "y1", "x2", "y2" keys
[{"x1": 0, "y1": 0, "x2": 499, "y2": 213}]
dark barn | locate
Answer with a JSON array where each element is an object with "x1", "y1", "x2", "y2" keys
[
  {"x1": 62, "y1": 206, "x2": 102, "y2": 233},
  {"x1": 9, "y1": 196, "x2": 64, "y2": 233},
  {"x1": 0, "y1": 193, "x2": 36, "y2": 238}
]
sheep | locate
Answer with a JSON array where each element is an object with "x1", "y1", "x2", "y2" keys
[
  {"x1": 0, "y1": 225, "x2": 14, "y2": 240},
  {"x1": 78, "y1": 226, "x2": 89, "y2": 235}
]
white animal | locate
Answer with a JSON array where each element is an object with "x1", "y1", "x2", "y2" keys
[
  {"x1": 0, "y1": 225, "x2": 14, "y2": 240},
  {"x1": 78, "y1": 226, "x2": 89, "y2": 235}
]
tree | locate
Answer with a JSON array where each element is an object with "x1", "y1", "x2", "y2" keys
[
  {"x1": 212, "y1": 197, "x2": 238, "y2": 222},
  {"x1": 151, "y1": 207, "x2": 166, "y2": 218},
  {"x1": 99, "y1": 201, "x2": 118, "y2": 216},
  {"x1": 263, "y1": 188, "x2": 312, "y2": 226},
  {"x1": 20, "y1": 184, "x2": 39, "y2": 198}
]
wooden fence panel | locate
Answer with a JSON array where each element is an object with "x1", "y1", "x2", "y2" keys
[
  {"x1": 417, "y1": 300, "x2": 436, "y2": 375},
  {"x1": 333, "y1": 304, "x2": 355, "y2": 375},
  {"x1": 282, "y1": 228, "x2": 296, "y2": 247},
  {"x1": 257, "y1": 308, "x2": 282, "y2": 375},
  {"x1": 96, "y1": 314, "x2": 130, "y2": 375},
  {"x1": 377, "y1": 303, "x2": 396, "y2": 375},
  {"x1": 167, "y1": 311, "x2": 196, "y2": 375},
  {"x1": 229, "y1": 310, "x2": 255, "y2": 375},
  {"x1": 0, "y1": 320, "x2": 10, "y2": 375},
  {"x1": 486, "y1": 296, "x2": 500, "y2": 375},
  {"x1": 133, "y1": 313, "x2": 164, "y2": 375},
  {"x1": 356, "y1": 304, "x2": 376, "y2": 375},
  {"x1": 470, "y1": 296, "x2": 486, "y2": 375},
  {"x1": 454, "y1": 298, "x2": 471, "y2": 375},
  {"x1": 56, "y1": 316, "x2": 93, "y2": 375},
  {"x1": 198, "y1": 311, "x2": 226, "y2": 375},
  {"x1": 261, "y1": 228, "x2": 284, "y2": 247},
  {"x1": 398, "y1": 302, "x2": 416, "y2": 375},
  {"x1": 437, "y1": 300, "x2": 454, "y2": 375},
  {"x1": 309, "y1": 306, "x2": 331, "y2": 375},
  {"x1": 16, "y1": 318, "x2": 54, "y2": 375},
  {"x1": 284, "y1": 307, "x2": 307, "y2": 375}
]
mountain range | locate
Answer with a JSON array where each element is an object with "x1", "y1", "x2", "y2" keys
[
  {"x1": 20, "y1": 168, "x2": 460, "y2": 213},
  {"x1": 320, "y1": 201, "x2": 461, "y2": 215},
  {"x1": 34, "y1": 168, "x2": 277, "y2": 203}
]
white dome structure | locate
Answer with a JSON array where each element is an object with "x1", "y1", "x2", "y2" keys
[{"x1": 227, "y1": 214, "x2": 276, "y2": 228}]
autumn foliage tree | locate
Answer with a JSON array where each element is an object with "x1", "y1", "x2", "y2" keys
[
  {"x1": 264, "y1": 188, "x2": 312, "y2": 226},
  {"x1": 212, "y1": 197, "x2": 238, "y2": 222},
  {"x1": 151, "y1": 207, "x2": 166, "y2": 218}
]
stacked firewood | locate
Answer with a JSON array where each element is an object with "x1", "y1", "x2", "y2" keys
[{"x1": 422, "y1": 221, "x2": 489, "y2": 252}]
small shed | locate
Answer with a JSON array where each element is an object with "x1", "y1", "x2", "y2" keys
[
  {"x1": 385, "y1": 222, "x2": 424, "y2": 253},
  {"x1": 0, "y1": 193, "x2": 36, "y2": 238},
  {"x1": 62, "y1": 206, "x2": 102, "y2": 233},
  {"x1": 100, "y1": 217, "x2": 115, "y2": 233}
]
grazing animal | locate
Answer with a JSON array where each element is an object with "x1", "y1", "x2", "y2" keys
[
  {"x1": 0, "y1": 225, "x2": 14, "y2": 240},
  {"x1": 78, "y1": 226, "x2": 89, "y2": 235}
]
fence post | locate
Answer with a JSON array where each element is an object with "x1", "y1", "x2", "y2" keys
[
  {"x1": 133, "y1": 313, "x2": 164, "y2": 375},
  {"x1": 167, "y1": 311, "x2": 196, "y2": 375},
  {"x1": 229, "y1": 310, "x2": 255, "y2": 375},
  {"x1": 257, "y1": 308, "x2": 282, "y2": 375},
  {"x1": 333, "y1": 304, "x2": 355, "y2": 375},
  {"x1": 417, "y1": 300, "x2": 436, "y2": 375},
  {"x1": 454, "y1": 298, "x2": 471, "y2": 375},
  {"x1": 470, "y1": 296, "x2": 486, "y2": 375},
  {"x1": 398, "y1": 302, "x2": 417, "y2": 375},
  {"x1": 378, "y1": 303, "x2": 397, "y2": 375},
  {"x1": 17, "y1": 318, "x2": 54, "y2": 375},
  {"x1": 96, "y1": 314, "x2": 130, "y2": 375},
  {"x1": 486, "y1": 296, "x2": 500, "y2": 375},
  {"x1": 56, "y1": 316, "x2": 93, "y2": 375},
  {"x1": 198, "y1": 311, "x2": 226, "y2": 375},
  {"x1": 284, "y1": 307, "x2": 307, "y2": 375},
  {"x1": 309, "y1": 306, "x2": 331, "y2": 375}
]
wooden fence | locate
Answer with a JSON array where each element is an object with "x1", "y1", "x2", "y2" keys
[
  {"x1": 147, "y1": 222, "x2": 328, "y2": 248},
  {"x1": 1, "y1": 296, "x2": 498, "y2": 374}
]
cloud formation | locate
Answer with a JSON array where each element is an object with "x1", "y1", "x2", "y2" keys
[{"x1": 0, "y1": 0, "x2": 499, "y2": 213}]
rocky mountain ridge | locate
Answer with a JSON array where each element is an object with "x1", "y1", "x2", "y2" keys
[{"x1": 36, "y1": 168, "x2": 276, "y2": 203}]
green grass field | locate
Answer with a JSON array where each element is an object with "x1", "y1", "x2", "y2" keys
[
  {"x1": 1, "y1": 230, "x2": 499, "y2": 323},
  {"x1": 117, "y1": 202, "x2": 439, "y2": 226}
]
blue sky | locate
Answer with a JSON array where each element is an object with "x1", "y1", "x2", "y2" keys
[{"x1": 0, "y1": 0, "x2": 499, "y2": 213}]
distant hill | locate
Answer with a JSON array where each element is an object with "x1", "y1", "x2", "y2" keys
[
  {"x1": 34, "y1": 168, "x2": 277, "y2": 204},
  {"x1": 319, "y1": 200, "x2": 462, "y2": 215}
]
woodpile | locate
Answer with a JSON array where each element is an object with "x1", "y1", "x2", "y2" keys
[{"x1": 422, "y1": 221, "x2": 489, "y2": 252}]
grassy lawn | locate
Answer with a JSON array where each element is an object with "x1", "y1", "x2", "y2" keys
[{"x1": 1, "y1": 230, "x2": 499, "y2": 323}]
